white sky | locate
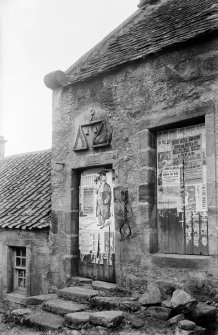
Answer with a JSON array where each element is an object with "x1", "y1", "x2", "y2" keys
[{"x1": 0, "y1": 0, "x2": 138, "y2": 156}]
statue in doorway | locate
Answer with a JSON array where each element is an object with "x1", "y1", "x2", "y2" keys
[{"x1": 95, "y1": 171, "x2": 111, "y2": 228}]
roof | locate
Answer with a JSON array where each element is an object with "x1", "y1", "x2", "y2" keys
[
  {"x1": 65, "y1": 0, "x2": 218, "y2": 84},
  {"x1": 0, "y1": 150, "x2": 51, "y2": 230}
]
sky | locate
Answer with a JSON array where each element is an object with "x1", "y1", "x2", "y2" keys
[{"x1": 0, "y1": 0, "x2": 138, "y2": 156}]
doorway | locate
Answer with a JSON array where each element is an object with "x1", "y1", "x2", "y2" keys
[{"x1": 78, "y1": 167, "x2": 116, "y2": 282}]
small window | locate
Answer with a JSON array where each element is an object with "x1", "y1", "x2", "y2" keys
[{"x1": 14, "y1": 247, "x2": 26, "y2": 291}]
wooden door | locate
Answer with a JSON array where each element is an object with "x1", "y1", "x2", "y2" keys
[
  {"x1": 157, "y1": 124, "x2": 208, "y2": 255},
  {"x1": 79, "y1": 168, "x2": 115, "y2": 282}
]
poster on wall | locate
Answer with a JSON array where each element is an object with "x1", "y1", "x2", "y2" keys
[
  {"x1": 79, "y1": 169, "x2": 115, "y2": 265},
  {"x1": 157, "y1": 124, "x2": 208, "y2": 255}
]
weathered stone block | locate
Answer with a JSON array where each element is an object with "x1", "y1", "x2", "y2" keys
[
  {"x1": 92, "y1": 281, "x2": 117, "y2": 292},
  {"x1": 139, "y1": 283, "x2": 161, "y2": 306},
  {"x1": 179, "y1": 320, "x2": 196, "y2": 330},
  {"x1": 64, "y1": 312, "x2": 92, "y2": 329},
  {"x1": 171, "y1": 290, "x2": 197, "y2": 313},
  {"x1": 90, "y1": 311, "x2": 124, "y2": 328},
  {"x1": 138, "y1": 150, "x2": 155, "y2": 168},
  {"x1": 24, "y1": 311, "x2": 64, "y2": 330},
  {"x1": 57, "y1": 287, "x2": 99, "y2": 303},
  {"x1": 161, "y1": 299, "x2": 173, "y2": 308},
  {"x1": 43, "y1": 299, "x2": 89, "y2": 315},
  {"x1": 167, "y1": 313, "x2": 184, "y2": 326},
  {"x1": 174, "y1": 325, "x2": 206, "y2": 335},
  {"x1": 138, "y1": 183, "x2": 155, "y2": 203},
  {"x1": 26, "y1": 294, "x2": 58, "y2": 305}
]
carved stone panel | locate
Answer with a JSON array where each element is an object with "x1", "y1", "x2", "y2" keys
[{"x1": 73, "y1": 119, "x2": 112, "y2": 152}]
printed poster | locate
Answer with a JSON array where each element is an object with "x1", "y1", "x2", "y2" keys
[
  {"x1": 157, "y1": 124, "x2": 208, "y2": 253},
  {"x1": 79, "y1": 169, "x2": 115, "y2": 265}
]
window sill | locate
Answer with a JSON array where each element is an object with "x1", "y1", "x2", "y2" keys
[
  {"x1": 151, "y1": 253, "x2": 210, "y2": 270},
  {"x1": 5, "y1": 292, "x2": 27, "y2": 305}
]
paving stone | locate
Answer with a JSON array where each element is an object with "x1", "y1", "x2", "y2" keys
[
  {"x1": 11, "y1": 308, "x2": 33, "y2": 317},
  {"x1": 25, "y1": 294, "x2": 58, "y2": 305},
  {"x1": 167, "y1": 313, "x2": 184, "y2": 326},
  {"x1": 64, "y1": 312, "x2": 92, "y2": 329},
  {"x1": 171, "y1": 290, "x2": 197, "y2": 313},
  {"x1": 92, "y1": 281, "x2": 117, "y2": 292},
  {"x1": 139, "y1": 283, "x2": 161, "y2": 306},
  {"x1": 43, "y1": 298, "x2": 89, "y2": 315},
  {"x1": 175, "y1": 325, "x2": 206, "y2": 335},
  {"x1": 58, "y1": 286, "x2": 99, "y2": 303},
  {"x1": 179, "y1": 320, "x2": 196, "y2": 330},
  {"x1": 146, "y1": 306, "x2": 172, "y2": 320},
  {"x1": 24, "y1": 311, "x2": 64, "y2": 330},
  {"x1": 90, "y1": 310, "x2": 124, "y2": 328}
]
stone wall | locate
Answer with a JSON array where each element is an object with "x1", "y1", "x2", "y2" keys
[
  {"x1": 51, "y1": 35, "x2": 218, "y2": 293},
  {"x1": 0, "y1": 229, "x2": 51, "y2": 302}
]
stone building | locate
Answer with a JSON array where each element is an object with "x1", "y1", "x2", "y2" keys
[
  {"x1": 45, "y1": 0, "x2": 217, "y2": 294},
  {"x1": 0, "y1": 150, "x2": 51, "y2": 305}
]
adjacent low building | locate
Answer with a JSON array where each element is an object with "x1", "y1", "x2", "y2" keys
[{"x1": 0, "y1": 150, "x2": 51, "y2": 306}]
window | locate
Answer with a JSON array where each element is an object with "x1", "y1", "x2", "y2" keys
[
  {"x1": 157, "y1": 124, "x2": 208, "y2": 255},
  {"x1": 14, "y1": 247, "x2": 26, "y2": 292}
]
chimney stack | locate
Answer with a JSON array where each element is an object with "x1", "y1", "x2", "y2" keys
[{"x1": 0, "y1": 135, "x2": 6, "y2": 159}]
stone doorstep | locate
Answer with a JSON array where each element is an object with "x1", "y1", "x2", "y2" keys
[
  {"x1": 24, "y1": 311, "x2": 64, "y2": 330},
  {"x1": 57, "y1": 286, "x2": 99, "y2": 303},
  {"x1": 43, "y1": 298, "x2": 89, "y2": 315},
  {"x1": 64, "y1": 311, "x2": 92, "y2": 329},
  {"x1": 90, "y1": 310, "x2": 124, "y2": 328},
  {"x1": 70, "y1": 276, "x2": 93, "y2": 286},
  {"x1": 25, "y1": 293, "x2": 58, "y2": 305},
  {"x1": 90, "y1": 296, "x2": 140, "y2": 311},
  {"x1": 92, "y1": 281, "x2": 117, "y2": 292}
]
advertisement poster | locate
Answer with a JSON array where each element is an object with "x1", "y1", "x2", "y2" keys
[
  {"x1": 157, "y1": 124, "x2": 208, "y2": 254},
  {"x1": 79, "y1": 169, "x2": 115, "y2": 264}
]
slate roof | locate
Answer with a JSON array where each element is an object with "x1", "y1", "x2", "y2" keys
[
  {"x1": 0, "y1": 150, "x2": 51, "y2": 230},
  {"x1": 66, "y1": 0, "x2": 218, "y2": 84}
]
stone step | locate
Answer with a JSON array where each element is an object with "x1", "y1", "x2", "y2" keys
[
  {"x1": 24, "y1": 311, "x2": 64, "y2": 330},
  {"x1": 70, "y1": 276, "x2": 93, "y2": 286},
  {"x1": 92, "y1": 280, "x2": 117, "y2": 292},
  {"x1": 65, "y1": 311, "x2": 93, "y2": 329},
  {"x1": 90, "y1": 310, "x2": 124, "y2": 328},
  {"x1": 57, "y1": 286, "x2": 99, "y2": 303},
  {"x1": 43, "y1": 298, "x2": 89, "y2": 315},
  {"x1": 90, "y1": 295, "x2": 140, "y2": 312},
  {"x1": 25, "y1": 293, "x2": 58, "y2": 305}
]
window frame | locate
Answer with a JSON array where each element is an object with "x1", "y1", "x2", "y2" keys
[{"x1": 5, "y1": 241, "x2": 31, "y2": 297}]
